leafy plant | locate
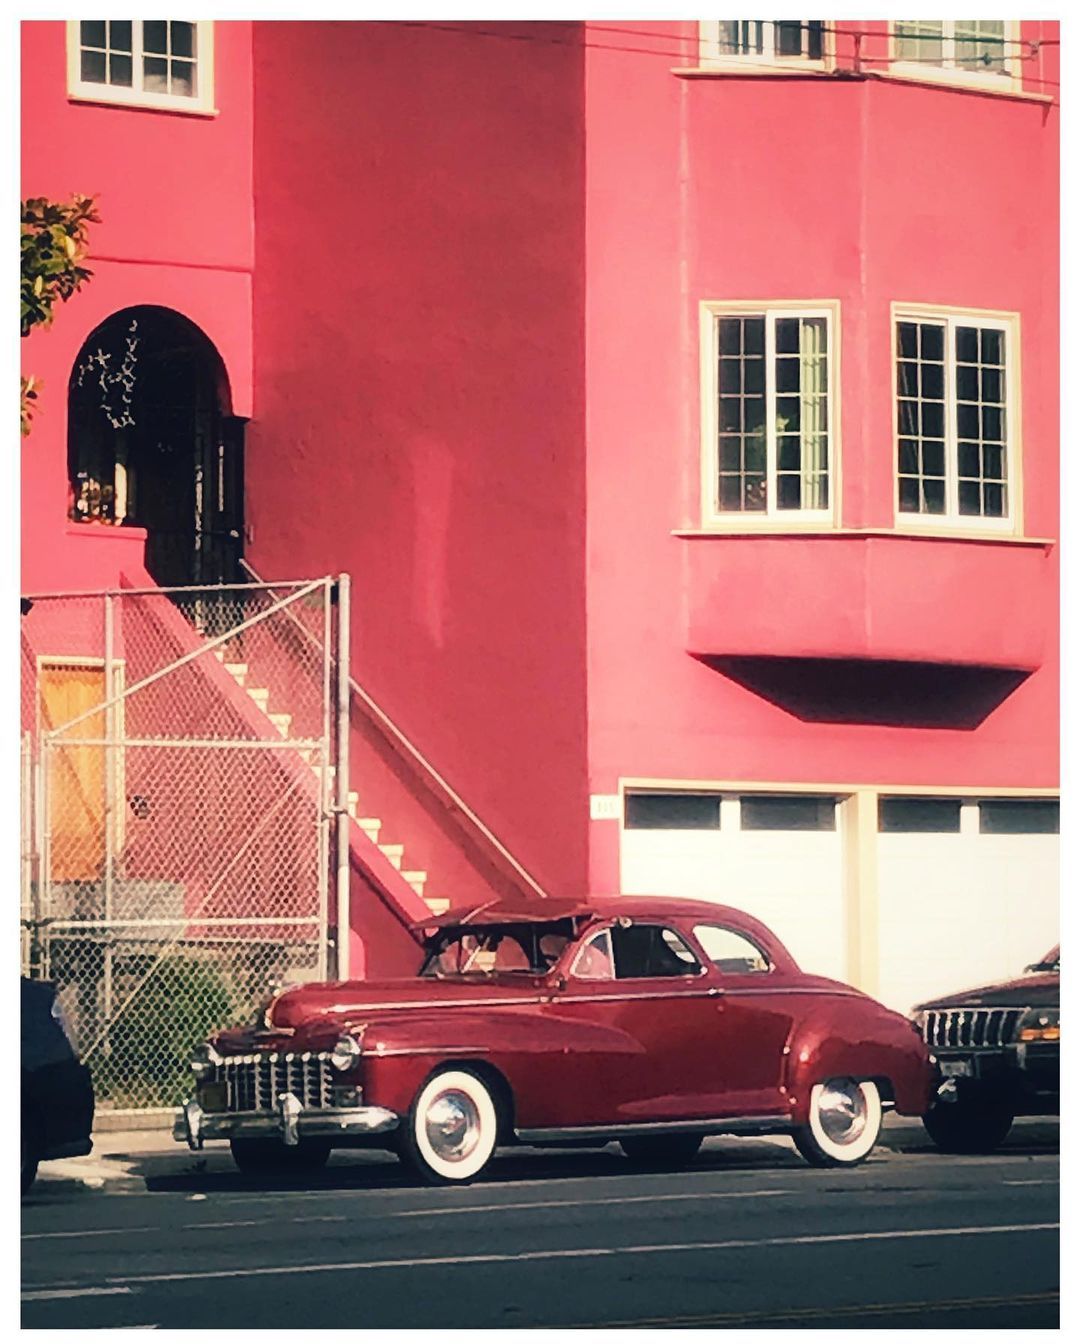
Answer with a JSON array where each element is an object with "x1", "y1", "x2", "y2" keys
[
  {"x1": 20, "y1": 194, "x2": 99, "y2": 435},
  {"x1": 92, "y1": 953, "x2": 237, "y2": 1110}
]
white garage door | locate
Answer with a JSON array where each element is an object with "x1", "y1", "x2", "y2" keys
[
  {"x1": 876, "y1": 797, "x2": 1059, "y2": 1015},
  {"x1": 621, "y1": 792, "x2": 846, "y2": 982}
]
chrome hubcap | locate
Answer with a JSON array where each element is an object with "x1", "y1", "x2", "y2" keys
[
  {"x1": 424, "y1": 1090, "x2": 481, "y2": 1162},
  {"x1": 818, "y1": 1081, "x2": 867, "y2": 1145}
]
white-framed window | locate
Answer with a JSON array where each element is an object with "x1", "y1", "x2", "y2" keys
[
  {"x1": 699, "y1": 20, "x2": 828, "y2": 69},
  {"x1": 894, "y1": 309, "x2": 1019, "y2": 528},
  {"x1": 891, "y1": 20, "x2": 1021, "y2": 87},
  {"x1": 700, "y1": 302, "x2": 837, "y2": 523},
  {"x1": 67, "y1": 21, "x2": 215, "y2": 114}
]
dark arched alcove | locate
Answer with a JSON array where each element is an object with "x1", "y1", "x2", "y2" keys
[{"x1": 68, "y1": 305, "x2": 245, "y2": 588}]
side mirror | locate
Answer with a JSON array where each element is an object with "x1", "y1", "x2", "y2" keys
[{"x1": 551, "y1": 973, "x2": 567, "y2": 992}]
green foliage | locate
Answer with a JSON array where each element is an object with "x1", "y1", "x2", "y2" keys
[
  {"x1": 93, "y1": 954, "x2": 237, "y2": 1110},
  {"x1": 20, "y1": 194, "x2": 99, "y2": 435}
]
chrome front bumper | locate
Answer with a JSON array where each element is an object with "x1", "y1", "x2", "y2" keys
[{"x1": 175, "y1": 1093, "x2": 400, "y2": 1150}]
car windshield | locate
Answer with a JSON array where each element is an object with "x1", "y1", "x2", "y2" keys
[
  {"x1": 420, "y1": 920, "x2": 577, "y2": 977},
  {"x1": 1026, "y1": 946, "x2": 1059, "y2": 973}
]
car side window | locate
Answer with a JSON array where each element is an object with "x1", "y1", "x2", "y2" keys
[
  {"x1": 610, "y1": 924, "x2": 703, "y2": 979},
  {"x1": 570, "y1": 929, "x2": 615, "y2": 981},
  {"x1": 693, "y1": 924, "x2": 771, "y2": 975}
]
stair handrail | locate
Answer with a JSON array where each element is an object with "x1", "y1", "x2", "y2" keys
[{"x1": 239, "y1": 559, "x2": 552, "y2": 903}]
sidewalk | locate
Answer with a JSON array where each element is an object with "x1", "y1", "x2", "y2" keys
[{"x1": 81, "y1": 1112, "x2": 1057, "y2": 1164}]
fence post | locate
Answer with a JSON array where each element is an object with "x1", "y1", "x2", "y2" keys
[
  {"x1": 103, "y1": 592, "x2": 116, "y2": 1039},
  {"x1": 318, "y1": 579, "x2": 332, "y2": 979},
  {"x1": 335, "y1": 574, "x2": 351, "y2": 981}
]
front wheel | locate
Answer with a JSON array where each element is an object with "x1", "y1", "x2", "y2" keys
[
  {"x1": 398, "y1": 1068, "x2": 500, "y2": 1185},
  {"x1": 793, "y1": 1078, "x2": 882, "y2": 1167},
  {"x1": 922, "y1": 1089, "x2": 1014, "y2": 1154},
  {"x1": 620, "y1": 1134, "x2": 703, "y2": 1168},
  {"x1": 229, "y1": 1137, "x2": 331, "y2": 1175}
]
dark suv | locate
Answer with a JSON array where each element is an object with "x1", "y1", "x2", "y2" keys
[
  {"x1": 913, "y1": 946, "x2": 1059, "y2": 1153},
  {"x1": 21, "y1": 979, "x2": 95, "y2": 1194}
]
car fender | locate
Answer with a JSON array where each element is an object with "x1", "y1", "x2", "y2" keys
[
  {"x1": 784, "y1": 999, "x2": 934, "y2": 1122},
  {"x1": 359, "y1": 1006, "x2": 645, "y2": 1126}
]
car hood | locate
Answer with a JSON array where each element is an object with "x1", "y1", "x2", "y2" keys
[
  {"x1": 913, "y1": 970, "x2": 1059, "y2": 1012},
  {"x1": 265, "y1": 975, "x2": 549, "y2": 1032}
]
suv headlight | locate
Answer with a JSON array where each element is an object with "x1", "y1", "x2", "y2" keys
[
  {"x1": 330, "y1": 1032, "x2": 364, "y2": 1072},
  {"x1": 1018, "y1": 1008, "x2": 1059, "y2": 1042}
]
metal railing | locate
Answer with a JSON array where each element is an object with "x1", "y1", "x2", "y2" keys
[{"x1": 240, "y1": 559, "x2": 551, "y2": 904}]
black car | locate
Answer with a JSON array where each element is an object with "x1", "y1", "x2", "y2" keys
[
  {"x1": 913, "y1": 946, "x2": 1059, "y2": 1153},
  {"x1": 21, "y1": 979, "x2": 95, "y2": 1194}
]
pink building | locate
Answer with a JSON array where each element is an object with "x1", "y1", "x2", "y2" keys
[{"x1": 21, "y1": 20, "x2": 1059, "y2": 1015}]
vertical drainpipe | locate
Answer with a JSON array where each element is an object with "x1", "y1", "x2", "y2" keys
[{"x1": 335, "y1": 574, "x2": 351, "y2": 981}]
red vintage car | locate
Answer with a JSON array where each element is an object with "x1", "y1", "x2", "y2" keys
[{"x1": 176, "y1": 898, "x2": 934, "y2": 1183}]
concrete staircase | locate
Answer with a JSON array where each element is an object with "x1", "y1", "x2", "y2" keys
[{"x1": 213, "y1": 649, "x2": 450, "y2": 918}]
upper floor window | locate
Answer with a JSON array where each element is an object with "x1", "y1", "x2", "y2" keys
[
  {"x1": 892, "y1": 20, "x2": 1020, "y2": 85},
  {"x1": 894, "y1": 310, "x2": 1018, "y2": 528},
  {"x1": 67, "y1": 21, "x2": 215, "y2": 113},
  {"x1": 699, "y1": 20, "x2": 827, "y2": 68},
  {"x1": 701, "y1": 303, "x2": 836, "y2": 524}
]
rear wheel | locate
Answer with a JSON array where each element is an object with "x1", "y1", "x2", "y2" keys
[
  {"x1": 620, "y1": 1134, "x2": 703, "y2": 1168},
  {"x1": 398, "y1": 1068, "x2": 500, "y2": 1185},
  {"x1": 923, "y1": 1088, "x2": 1014, "y2": 1154},
  {"x1": 793, "y1": 1078, "x2": 882, "y2": 1167},
  {"x1": 229, "y1": 1137, "x2": 331, "y2": 1175}
]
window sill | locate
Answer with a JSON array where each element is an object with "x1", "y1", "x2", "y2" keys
[
  {"x1": 67, "y1": 92, "x2": 219, "y2": 118},
  {"x1": 673, "y1": 65, "x2": 836, "y2": 81},
  {"x1": 66, "y1": 521, "x2": 149, "y2": 540},
  {"x1": 672, "y1": 65, "x2": 1054, "y2": 105},
  {"x1": 674, "y1": 527, "x2": 1054, "y2": 549}
]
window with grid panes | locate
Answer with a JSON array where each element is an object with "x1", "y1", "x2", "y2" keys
[
  {"x1": 892, "y1": 20, "x2": 1017, "y2": 81},
  {"x1": 699, "y1": 20, "x2": 826, "y2": 65},
  {"x1": 895, "y1": 314, "x2": 1014, "y2": 524},
  {"x1": 68, "y1": 21, "x2": 213, "y2": 111},
  {"x1": 704, "y1": 307, "x2": 833, "y2": 519}
]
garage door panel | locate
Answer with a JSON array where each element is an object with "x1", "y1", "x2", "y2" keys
[
  {"x1": 876, "y1": 830, "x2": 1058, "y2": 1014},
  {"x1": 622, "y1": 805, "x2": 845, "y2": 982}
]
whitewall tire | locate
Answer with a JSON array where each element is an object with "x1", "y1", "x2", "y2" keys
[
  {"x1": 793, "y1": 1078, "x2": 882, "y2": 1168},
  {"x1": 399, "y1": 1068, "x2": 500, "y2": 1185}
]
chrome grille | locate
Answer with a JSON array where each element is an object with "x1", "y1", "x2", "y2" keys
[
  {"x1": 921, "y1": 1008, "x2": 1023, "y2": 1050},
  {"x1": 211, "y1": 1053, "x2": 335, "y2": 1112}
]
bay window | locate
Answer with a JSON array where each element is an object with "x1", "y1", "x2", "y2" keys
[
  {"x1": 701, "y1": 303, "x2": 836, "y2": 523},
  {"x1": 894, "y1": 310, "x2": 1018, "y2": 527}
]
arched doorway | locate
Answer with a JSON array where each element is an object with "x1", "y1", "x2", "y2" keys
[{"x1": 67, "y1": 306, "x2": 245, "y2": 588}]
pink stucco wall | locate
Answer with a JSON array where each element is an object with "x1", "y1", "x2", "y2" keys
[
  {"x1": 247, "y1": 21, "x2": 591, "y2": 904},
  {"x1": 582, "y1": 20, "x2": 1059, "y2": 890},
  {"x1": 21, "y1": 20, "x2": 1059, "y2": 947},
  {"x1": 20, "y1": 20, "x2": 254, "y2": 593}
]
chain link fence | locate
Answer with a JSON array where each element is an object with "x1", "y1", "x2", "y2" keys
[{"x1": 20, "y1": 578, "x2": 345, "y2": 1112}]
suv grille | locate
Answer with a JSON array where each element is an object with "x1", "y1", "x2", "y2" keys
[
  {"x1": 921, "y1": 1007, "x2": 1023, "y2": 1050},
  {"x1": 210, "y1": 1053, "x2": 335, "y2": 1112}
]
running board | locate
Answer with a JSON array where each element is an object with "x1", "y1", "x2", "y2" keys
[{"x1": 515, "y1": 1115, "x2": 795, "y2": 1144}]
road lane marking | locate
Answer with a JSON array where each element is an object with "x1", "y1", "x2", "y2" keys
[
  {"x1": 22, "y1": 1286, "x2": 136, "y2": 1302},
  {"x1": 393, "y1": 1189, "x2": 789, "y2": 1217},
  {"x1": 1005, "y1": 1179, "x2": 1058, "y2": 1186},
  {"x1": 22, "y1": 1215, "x2": 348, "y2": 1242},
  {"x1": 584, "y1": 1288, "x2": 1060, "y2": 1329},
  {"x1": 26, "y1": 1220, "x2": 1057, "y2": 1292}
]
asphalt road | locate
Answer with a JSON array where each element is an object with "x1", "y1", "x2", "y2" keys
[{"x1": 22, "y1": 1122, "x2": 1059, "y2": 1330}]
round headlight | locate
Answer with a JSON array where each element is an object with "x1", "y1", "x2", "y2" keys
[
  {"x1": 330, "y1": 1033, "x2": 363, "y2": 1072},
  {"x1": 190, "y1": 1043, "x2": 216, "y2": 1079}
]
